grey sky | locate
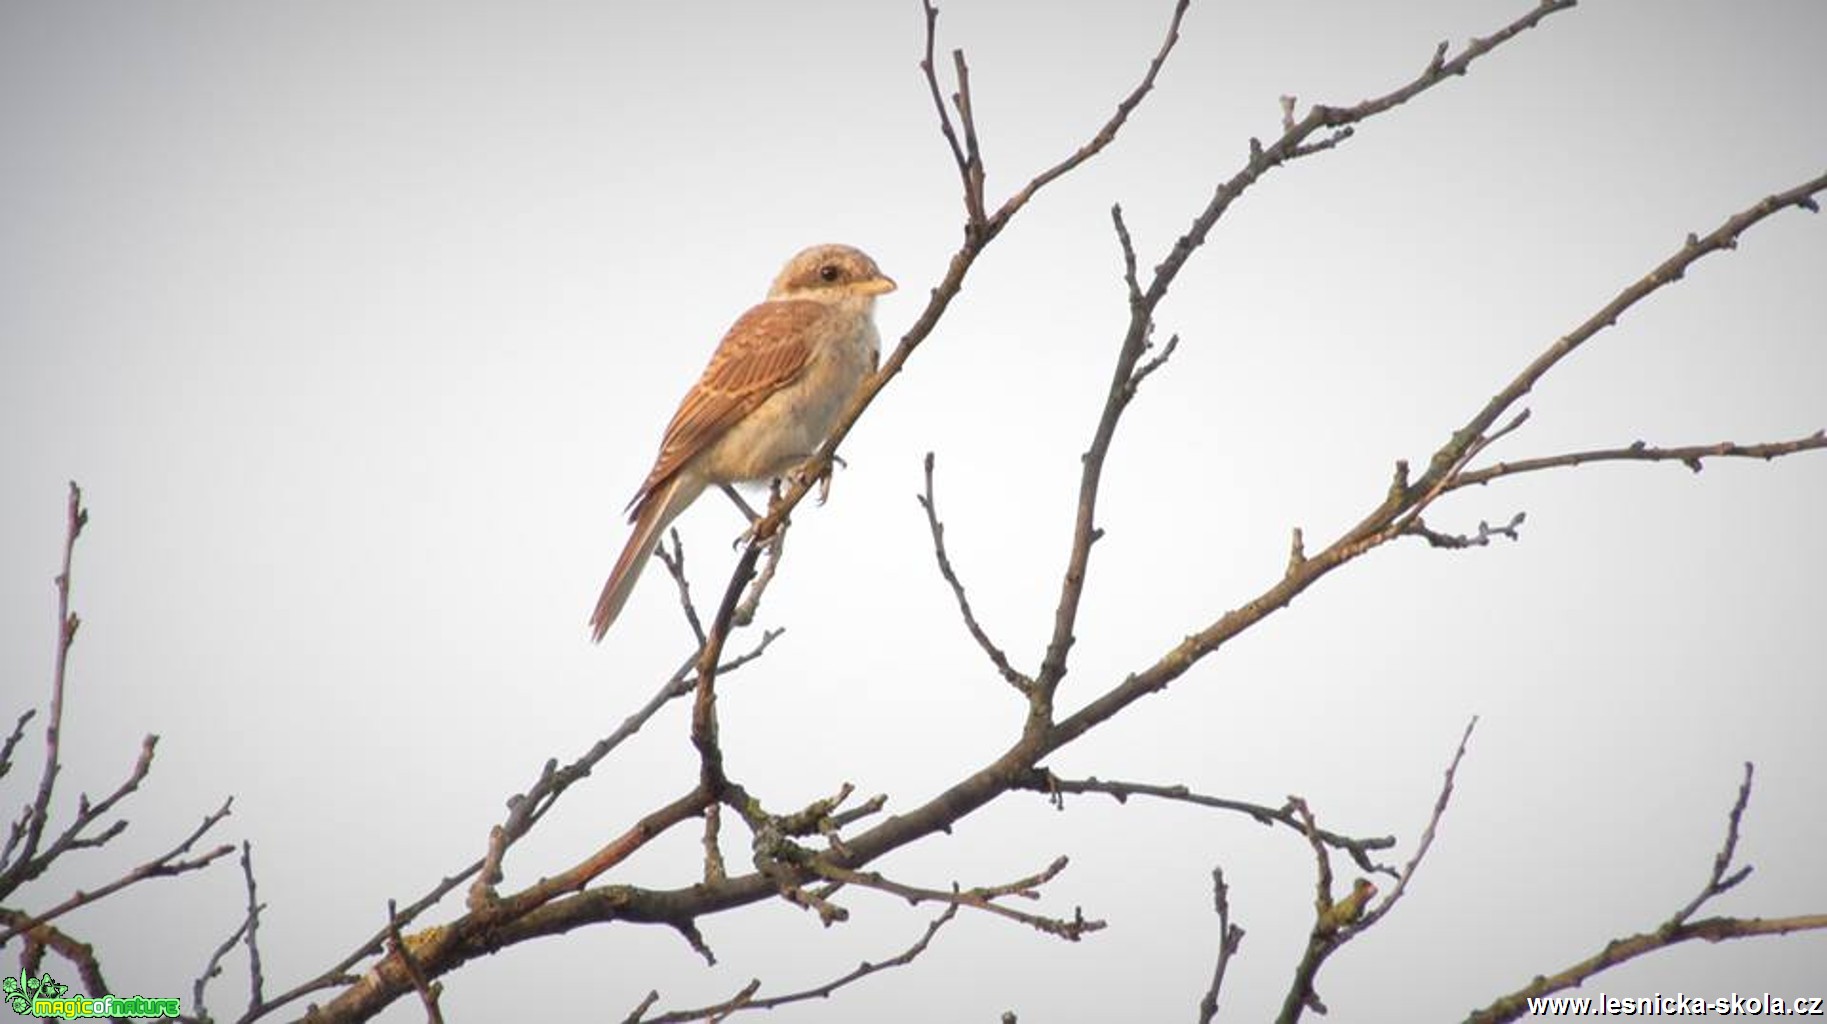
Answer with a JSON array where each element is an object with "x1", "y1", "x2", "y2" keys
[{"x1": 3, "y1": 2, "x2": 1824, "y2": 1020}]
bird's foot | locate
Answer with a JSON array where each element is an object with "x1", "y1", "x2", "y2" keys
[
  {"x1": 795, "y1": 455, "x2": 846, "y2": 506},
  {"x1": 733, "y1": 480, "x2": 787, "y2": 549}
]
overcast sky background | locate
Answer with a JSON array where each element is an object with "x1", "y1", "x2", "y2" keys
[{"x1": 3, "y1": 2, "x2": 1824, "y2": 1020}]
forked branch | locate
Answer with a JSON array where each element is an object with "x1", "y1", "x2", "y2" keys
[{"x1": 1466, "y1": 764, "x2": 1827, "y2": 1023}]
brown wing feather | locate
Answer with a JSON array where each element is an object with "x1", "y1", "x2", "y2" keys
[{"x1": 627, "y1": 299, "x2": 827, "y2": 517}]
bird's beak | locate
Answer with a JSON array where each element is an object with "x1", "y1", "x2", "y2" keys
[{"x1": 859, "y1": 275, "x2": 897, "y2": 296}]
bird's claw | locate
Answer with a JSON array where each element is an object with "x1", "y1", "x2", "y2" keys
[
  {"x1": 733, "y1": 480, "x2": 788, "y2": 549},
  {"x1": 797, "y1": 455, "x2": 846, "y2": 506}
]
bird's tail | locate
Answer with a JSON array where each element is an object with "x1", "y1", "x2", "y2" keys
[{"x1": 589, "y1": 473, "x2": 703, "y2": 641}]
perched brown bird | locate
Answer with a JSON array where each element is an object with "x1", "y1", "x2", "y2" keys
[{"x1": 589, "y1": 244, "x2": 895, "y2": 640}]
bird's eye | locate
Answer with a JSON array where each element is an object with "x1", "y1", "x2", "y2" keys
[{"x1": 818, "y1": 264, "x2": 842, "y2": 283}]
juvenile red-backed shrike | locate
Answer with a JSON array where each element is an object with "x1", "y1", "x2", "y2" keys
[{"x1": 589, "y1": 243, "x2": 896, "y2": 640}]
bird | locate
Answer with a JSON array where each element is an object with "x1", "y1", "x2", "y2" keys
[{"x1": 589, "y1": 243, "x2": 896, "y2": 641}]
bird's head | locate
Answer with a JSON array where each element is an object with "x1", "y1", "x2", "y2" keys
[{"x1": 768, "y1": 244, "x2": 897, "y2": 306}]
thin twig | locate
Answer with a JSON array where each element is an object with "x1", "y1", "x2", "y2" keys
[
  {"x1": 654, "y1": 528, "x2": 706, "y2": 644},
  {"x1": 1112, "y1": 204, "x2": 1143, "y2": 305},
  {"x1": 1354, "y1": 717, "x2": 1477, "y2": 931},
  {"x1": 1448, "y1": 430, "x2": 1827, "y2": 491},
  {"x1": 815, "y1": 856, "x2": 1101, "y2": 941},
  {"x1": 1195, "y1": 867, "x2": 1244, "y2": 1024},
  {"x1": 918, "y1": 452, "x2": 1032, "y2": 693},
  {"x1": 239, "y1": 841, "x2": 267, "y2": 1014},
  {"x1": 1667, "y1": 762, "x2": 1757, "y2": 928},
  {"x1": 635, "y1": 905, "x2": 961, "y2": 1024},
  {"x1": 950, "y1": 49, "x2": 986, "y2": 226},
  {"x1": 0, "y1": 484, "x2": 86, "y2": 895},
  {"x1": 0, "y1": 796, "x2": 236, "y2": 943},
  {"x1": 1019, "y1": 771, "x2": 1396, "y2": 875},
  {"x1": 987, "y1": 1, "x2": 1192, "y2": 229},
  {"x1": 0, "y1": 710, "x2": 34, "y2": 784},
  {"x1": 918, "y1": 1, "x2": 971, "y2": 211},
  {"x1": 1406, "y1": 512, "x2": 1526, "y2": 549},
  {"x1": 192, "y1": 841, "x2": 266, "y2": 1023}
]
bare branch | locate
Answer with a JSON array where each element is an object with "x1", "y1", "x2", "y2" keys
[
  {"x1": 621, "y1": 990, "x2": 661, "y2": 1024},
  {"x1": 1018, "y1": 771, "x2": 1396, "y2": 875},
  {"x1": 1195, "y1": 867, "x2": 1244, "y2": 1024},
  {"x1": 1669, "y1": 762, "x2": 1757, "y2": 928},
  {"x1": 239, "y1": 841, "x2": 267, "y2": 1014},
  {"x1": 0, "y1": 797, "x2": 236, "y2": 944},
  {"x1": 1448, "y1": 430, "x2": 1827, "y2": 490},
  {"x1": 1412, "y1": 173, "x2": 1827, "y2": 503},
  {"x1": 918, "y1": 1, "x2": 974, "y2": 220},
  {"x1": 194, "y1": 896, "x2": 254, "y2": 1021},
  {"x1": 0, "y1": 710, "x2": 33, "y2": 784},
  {"x1": 815, "y1": 856, "x2": 1100, "y2": 942},
  {"x1": 918, "y1": 452, "x2": 1032, "y2": 693},
  {"x1": 1275, "y1": 720, "x2": 1474, "y2": 1023},
  {"x1": 1128, "y1": 332, "x2": 1180, "y2": 394},
  {"x1": 264, "y1": 616, "x2": 786, "y2": 1020},
  {"x1": 654, "y1": 528, "x2": 706, "y2": 644},
  {"x1": 193, "y1": 841, "x2": 266, "y2": 1024},
  {"x1": 949, "y1": 49, "x2": 986, "y2": 226},
  {"x1": 635, "y1": 905, "x2": 961, "y2": 1024},
  {"x1": 1354, "y1": 717, "x2": 1477, "y2": 932},
  {"x1": 461, "y1": 617, "x2": 778, "y2": 911},
  {"x1": 1111, "y1": 203, "x2": 1143, "y2": 306},
  {"x1": 1046, "y1": 165, "x2": 1827, "y2": 755},
  {"x1": 1030, "y1": 2, "x2": 1581, "y2": 711},
  {"x1": 987, "y1": 1, "x2": 1191, "y2": 230},
  {"x1": 1466, "y1": 765, "x2": 1827, "y2": 1023},
  {"x1": 307, "y1": 788, "x2": 709, "y2": 1022},
  {"x1": 0, "y1": 483, "x2": 86, "y2": 894}
]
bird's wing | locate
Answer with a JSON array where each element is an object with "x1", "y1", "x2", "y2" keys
[{"x1": 628, "y1": 299, "x2": 827, "y2": 517}]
